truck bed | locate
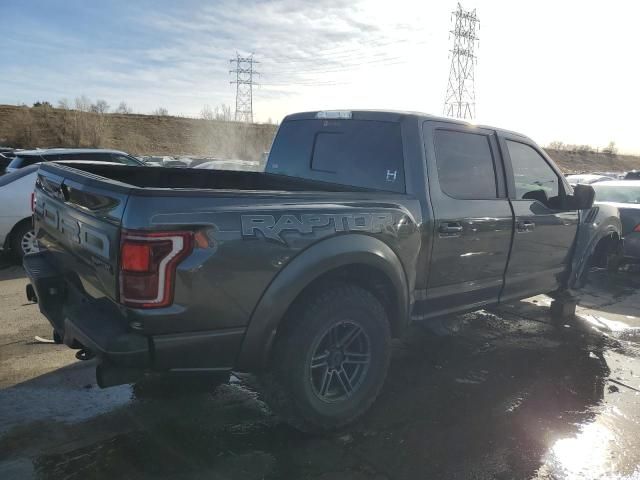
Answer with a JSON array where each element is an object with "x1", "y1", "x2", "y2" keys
[{"x1": 48, "y1": 163, "x2": 368, "y2": 193}]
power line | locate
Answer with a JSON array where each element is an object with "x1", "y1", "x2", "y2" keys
[
  {"x1": 230, "y1": 53, "x2": 259, "y2": 123},
  {"x1": 443, "y1": 3, "x2": 479, "y2": 120}
]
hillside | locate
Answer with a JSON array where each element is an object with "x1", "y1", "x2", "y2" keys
[
  {"x1": 1, "y1": 104, "x2": 639, "y2": 172},
  {"x1": 544, "y1": 148, "x2": 640, "y2": 174},
  {"x1": 0, "y1": 105, "x2": 277, "y2": 161}
]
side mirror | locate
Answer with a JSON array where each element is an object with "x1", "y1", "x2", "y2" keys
[{"x1": 568, "y1": 184, "x2": 595, "y2": 210}]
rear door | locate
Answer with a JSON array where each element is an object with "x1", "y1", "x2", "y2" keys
[
  {"x1": 419, "y1": 121, "x2": 513, "y2": 317},
  {"x1": 499, "y1": 136, "x2": 579, "y2": 301},
  {"x1": 34, "y1": 163, "x2": 131, "y2": 300}
]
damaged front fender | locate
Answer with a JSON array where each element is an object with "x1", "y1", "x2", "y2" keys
[{"x1": 568, "y1": 204, "x2": 622, "y2": 290}]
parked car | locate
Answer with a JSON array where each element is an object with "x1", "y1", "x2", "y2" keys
[
  {"x1": 4, "y1": 148, "x2": 143, "y2": 174},
  {"x1": 1, "y1": 161, "x2": 140, "y2": 258},
  {"x1": 24, "y1": 110, "x2": 621, "y2": 432},
  {"x1": 193, "y1": 158, "x2": 262, "y2": 171},
  {"x1": 624, "y1": 170, "x2": 640, "y2": 180},
  {"x1": 0, "y1": 154, "x2": 12, "y2": 175},
  {"x1": 566, "y1": 173, "x2": 615, "y2": 186},
  {"x1": 592, "y1": 180, "x2": 640, "y2": 265},
  {"x1": 0, "y1": 165, "x2": 40, "y2": 256}
]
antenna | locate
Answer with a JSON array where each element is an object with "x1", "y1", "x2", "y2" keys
[
  {"x1": 230, "y1": 53, "x2": 259, "y2": 123},
  {"x1": 443, "y1": 3, "x2": 480, "y2": 119}
]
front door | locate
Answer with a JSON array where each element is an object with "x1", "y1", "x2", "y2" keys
[
  {"x1": 499, "y1": 137, "x2": 579, "y2": 301},
  {"x1": 418, "y1": 121, "x2": 514, "y2": 318}
]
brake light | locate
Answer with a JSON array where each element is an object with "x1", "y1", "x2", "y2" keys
[
  {"x1": 119, "y1": 230, "x2": 193, "y2": 308},
  {"x1": 634, "y1": 224, "x2": 640, "y2": 233}
]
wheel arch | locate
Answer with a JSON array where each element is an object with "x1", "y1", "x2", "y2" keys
[
  {"x1": 236, "y1": 234, "x2": 409, "y2": 371},
  {"x1": 568, "y1": 208, "x2": 622, "y2": 289}
]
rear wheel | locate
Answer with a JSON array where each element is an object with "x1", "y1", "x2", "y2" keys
[
  {"x1": 261, "y1": 283, "x2": 391, "y2": 432},
  {"x1": 11, "y1": 221, "x2": 38, "y2": 258}
]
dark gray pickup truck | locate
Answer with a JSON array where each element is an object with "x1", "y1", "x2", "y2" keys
[{"x1": 24, "y1": 110, "x2": 621, "y2": 431}]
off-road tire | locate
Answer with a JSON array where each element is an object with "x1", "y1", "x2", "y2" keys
[{"x1": 260, "y1": 283, "x2": 391, "y2": 432}]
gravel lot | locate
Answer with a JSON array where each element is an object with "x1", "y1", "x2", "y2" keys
[{"x1": 1, "y1": 256, "x2": 639, "y2": 480}]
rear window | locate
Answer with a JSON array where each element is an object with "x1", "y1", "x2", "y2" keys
[
  {"x1": 8, "y1": 155, "x2": 42, "y2": 169},
  {"x1": 266, "y1": 119, "x2": 405, "y2": 192}
]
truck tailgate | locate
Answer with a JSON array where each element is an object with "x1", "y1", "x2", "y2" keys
[{"x1": 33, "y1": 163, "x2": 132, "y2": 301}]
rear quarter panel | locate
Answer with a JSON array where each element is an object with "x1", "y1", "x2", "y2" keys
[{"x1": 122, "y1": 191, "x2": 423, "y2": 335}]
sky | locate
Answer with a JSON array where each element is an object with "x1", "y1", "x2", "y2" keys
[{"x1": 1, "y1": 0, "x2": 639, "y2": 153}]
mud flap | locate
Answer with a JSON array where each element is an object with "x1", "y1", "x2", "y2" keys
[{"x1": 550, "y1": 298, "x2": 577, "y2": 322}]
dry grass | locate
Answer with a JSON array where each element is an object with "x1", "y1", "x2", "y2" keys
[{"x1": 0, "y1": 104, "x2": 276, "y2": 160}]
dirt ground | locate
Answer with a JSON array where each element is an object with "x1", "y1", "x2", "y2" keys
[{"x1": 0, "y1": 257, "x2": 639, "y2": 480}]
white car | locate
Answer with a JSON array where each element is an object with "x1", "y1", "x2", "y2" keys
[
  {"x1": 1, "y1": 161, "x2": 132, "y2": 258},
  {"x1": 0, "y1": 165, "x2": 39, "y2": 257}
]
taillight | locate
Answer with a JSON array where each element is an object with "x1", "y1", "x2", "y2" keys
[
  {"x1": 119, "y1": 230, "x2": 193, "y2": 308},
  {"x1": 634, "y1": 224, "x2": 640, "y2": 233}
]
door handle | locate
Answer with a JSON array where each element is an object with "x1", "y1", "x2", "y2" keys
[
  {"x1": 439, "y1": 222, "x2": 463, "y2": 234},
  {"x1": 516, "y1": 221, "x2": 536, "y2": 232}
]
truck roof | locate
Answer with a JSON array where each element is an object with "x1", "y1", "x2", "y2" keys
[{"x1": 284, "y1": 110, "x2": 531, "y2": 142}]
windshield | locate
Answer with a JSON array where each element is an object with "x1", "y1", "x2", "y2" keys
[{"x1": 593, "y1": 184, "x2": 640, "y2": 204}]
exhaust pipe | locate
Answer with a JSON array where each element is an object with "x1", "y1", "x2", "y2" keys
[{"x1": 96, "y1": 364, "x2": 144, "y2": 388}]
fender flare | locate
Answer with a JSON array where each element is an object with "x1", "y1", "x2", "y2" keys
[
  {"x1": 236, "y1": 234, "x2": 409, "y2": 371},
  {"x1": 568, "y1": 210, "x2": 622, "y2": 289}
]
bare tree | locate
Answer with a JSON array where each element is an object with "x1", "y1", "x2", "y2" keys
[
  {"x1": 57, "y1": 98, "x2": 71, "y2": 110},
  {"x1": 547, "y1": 140, "x2": 565, "y2": 150},
  {"x1": 115, "y1": 101, "x2": 132, "y2": 114},
  {"x1": 75, "y1": 95, "x2": 92, "y2": 112},
  {"x1": 200, "y1": 104, "x2": 214, "y2": 120},
  {"x1": 214, "y1": 104, "x2": 232, "y2": 121},
  {"x1": 602, "y1": 141, "x2": 617, "y2": 155},
  {"x1": 153, "y1": 107, "x2": 169, "y2": 116},
  {"x1": 91, "y1": 99, "x2": 110, "y2": 114}
]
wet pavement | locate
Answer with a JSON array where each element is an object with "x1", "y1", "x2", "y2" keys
[{"x1": 1, "y1": 257, "x2": 639, "y2": 479}]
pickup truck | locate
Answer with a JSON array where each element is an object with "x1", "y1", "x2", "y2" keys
[{"x1": 24, "y1": 110, "x2": 621, "y2": 432}]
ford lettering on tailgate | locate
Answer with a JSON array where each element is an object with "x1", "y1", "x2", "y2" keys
[{"x1": 40, "y1": 201, "x2": 110, "y2": 259}]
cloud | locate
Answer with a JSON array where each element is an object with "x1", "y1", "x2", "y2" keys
[{"x1": 0, "y1": 0, "x2": 423, "y2": 119}]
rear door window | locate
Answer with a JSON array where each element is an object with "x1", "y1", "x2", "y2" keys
[
  {"x1": 433, "y1": 130, "x2": 498, "y2": 199},
  {"x1": 267, "y1": 119, "x2": 405, "y2": 192}
]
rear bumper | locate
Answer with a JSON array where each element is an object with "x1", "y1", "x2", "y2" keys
[{"x1": 23, "y1": 251, "x2": 245, "y2": 372}]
